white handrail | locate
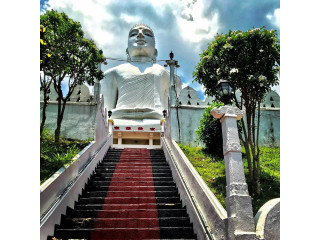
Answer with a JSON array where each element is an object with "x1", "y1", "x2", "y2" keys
[
  {"x1": 161, "y1": 133, "x2": 228, "y2": 239},
  {"x1": 40, "y1": 94, "x2": 112, "y2": 240}
]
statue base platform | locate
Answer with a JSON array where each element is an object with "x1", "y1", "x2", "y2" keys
[{"x1": 112, "y1": 119, "x2": 162, "y2": 149}]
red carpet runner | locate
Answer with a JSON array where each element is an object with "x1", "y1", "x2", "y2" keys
[{"x1": 90, "y1": 148, "x2": 160, "y2": 240}]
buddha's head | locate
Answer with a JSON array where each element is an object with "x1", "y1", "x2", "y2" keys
[{"x1": 126, "y1": 24, "x2": 158, "y2": 62}]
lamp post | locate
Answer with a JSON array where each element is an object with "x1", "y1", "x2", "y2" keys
[
  {"x1": 211, "y1": 80, "x2": 257, "y2": 240},
  {"x1": 165, "y1": 51, "x2": 179, "y2": 107},
  {"x1": 94, "y1": 49, "x2": 107, "y2": 102},
  {"x1": 216, "y1": 79, "x2": 233, "y2": 105},
  {"x1": 164, "y1": 51, "x2": 179, "y2": 141}
]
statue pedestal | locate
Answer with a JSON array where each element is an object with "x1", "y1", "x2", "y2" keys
[
  {"x1": 111, "y1": 119, "x2": 162, "y2": 149},
  {"x1": 112, "y1": 130, "x2": 161, "y2": 149}
]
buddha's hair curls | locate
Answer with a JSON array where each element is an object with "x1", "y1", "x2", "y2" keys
[{"x1": 129, "y1": 23, "x2": 154, "y2": 36}]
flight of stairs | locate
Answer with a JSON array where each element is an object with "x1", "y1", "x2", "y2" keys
[{"x1": 49, "y1": 148, "x2": 197, "y2": 239}]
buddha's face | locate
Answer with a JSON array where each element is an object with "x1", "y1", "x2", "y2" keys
[{"x1": 127, "y1": 25, "x2": 157, "y2": 60}]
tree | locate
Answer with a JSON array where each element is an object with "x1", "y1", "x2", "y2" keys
[
  {"x1": 40, "y1": 10, "x2": 105, "y2": 143},
  {"x1": 193, "y1": 27, "x2": 280, "y2": 196},
  {"x1": 40, "y1": 24, "x2": 53, "y2": 137},
  {"x1": 196, "y1": 101, "x2": 224, "y2": 158}
]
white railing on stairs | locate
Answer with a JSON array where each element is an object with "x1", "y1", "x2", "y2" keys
[
  {"x1": 40, "y1": 95, "x2": 112, "y2": 240},
  {"x1": 162, "y1": 119, "x2": 228, "y2": 240}
]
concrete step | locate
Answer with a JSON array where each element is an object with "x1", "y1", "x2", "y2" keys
[
  {"x1": 53, "y1": 227, "x2": 196, "y2": 239},
  {"x1": 68, "y1": 209, "x2": 189, "y2": 218},
  {"x1": 85, "y1": 185, "x2": 177, "y2": 192},
  {"x1": 86, "y1": 180, "x2": 176, "y2": 187},
  {"x1": 74, "y1": 203, "x2": 184, "y2": 210},
  {"x1": 59, "y1": 217, "x2": 192, "y2": 229},
  {"x1": 77, "y1": 196, "x2": 182, "y2": 204},
  {"x1": 82, "y1": 190, "x2": 178, "y2": 198}
]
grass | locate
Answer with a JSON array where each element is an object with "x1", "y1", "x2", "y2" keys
[
  {"x1": 40, "y1": 129, "x2": 92, "y2": 185},
  {"x1": 178, "y1": 143, "x2": 280, "y2": 215}
]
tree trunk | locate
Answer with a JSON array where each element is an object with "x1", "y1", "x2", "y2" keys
[
  {"x1": 255, "y1": 103, "x2": 262, "y2": 196},
  {"x1": 40, "y1": 99, "x2": 48, "y2": 138},
  {"x1": 40, "y1": 93, "x2": 47, "y2": 137},
  {"x1": 54, "y1": 99, "x2": 67, "y2": 144},
  {"x1": 240, "y1": 114, "x2": 253, "y2": 183},
  {"x1": 54, "y1": 96, "x2": 62, "y2": 143},
  {"x1": 247, "y1": 104, "x2": 258, "y2": 195}
]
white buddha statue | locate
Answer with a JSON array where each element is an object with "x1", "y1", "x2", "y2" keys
[{"x1": 100, "y1": 24, "x2": 181, "y2": 131}]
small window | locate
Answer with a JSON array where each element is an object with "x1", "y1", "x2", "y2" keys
[
  {"x1": 263, "y1": 104, "x2": 266, "y2": 107},
  {"x1": 271, "y1": 103, "x2": 275, "y2": 108},
  {"x1": 188, "y1": 93, "x2": 191, "y2": 98},
  {"x1": 270, "y1": 96, "x2": 274, "y2": 101},
  {"x1": 67, "y1": 98, "x2": 71, "y2": 101},
  {"x1": 197, "y1": 102, "x2": 199, "y2": 105},
  {"x1": 78, "y1": 90, "x2": 81, "y2": 95},
  {"x1": 77, "y1": 97, "x2": 81, "y2": 102},
  {"x1": 179, "y1": 101, "x2": 182, "y2": 105},
  {"x1": 187, "y1": 100, "x2": 191, "y2": 105}
]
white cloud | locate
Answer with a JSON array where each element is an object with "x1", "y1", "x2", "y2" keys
[
  {"x1": 177, "y1": 0, "x2": 220, "y2": 43},
  {"x1": 120, "y1": 13, "x2": 140, "y2": 24},
  {"x1": 266, "y1": 8, "x2": 280, "y2": 28},
  {"x1": 182, "y1": 83, "x2": 189, "y2": 89},
  {"x1": 44, "y1": 0, "x2": 279, "y2": 97}
]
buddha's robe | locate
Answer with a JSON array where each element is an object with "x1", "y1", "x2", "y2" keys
[{"x1": 100, "y1": 63, "x2": 180, "y2": 130}]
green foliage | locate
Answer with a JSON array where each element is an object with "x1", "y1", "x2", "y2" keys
[
  {"x1": 178, "y1": 144, "x2": 226, "y2": 207},
  {"x1": 179, "y1": 143, "x2": 280, "y2": 215},
  {"x1": 242, "y1": 146, "x2": 280, "y2": 213},
  {"x1": 40, "y1": 10, "x2": 105, "y2": 83},
  {"x1": 193, "y1": 27, "x2": 280, "y2": 195},
  {"x1": 193, "y1": 27, "x2": 280, "y2": 102},
  {"x1": 40, "y1": 10, "x2": 105, "y2": 143},
  {"x1": 40, "y1": 129, "x2": 92, "y2": 185},
  {"x1": 196, "y1": 101, "x2": 224, "y2": 157}
]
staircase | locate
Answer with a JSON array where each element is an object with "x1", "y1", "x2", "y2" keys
[{"x1": 48, "y1": 148, "x2": 197, "y2": 239}]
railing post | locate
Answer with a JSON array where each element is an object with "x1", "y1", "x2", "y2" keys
[
  {"x1": 108, "y1": 119, "x2": 113, "y2": 136},
  {"x1": 211, "y1": 105, "x2": 258, "y2": 240}
]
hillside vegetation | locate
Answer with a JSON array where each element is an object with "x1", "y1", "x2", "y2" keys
[
  {"x1": 178, "y1": 144, "x2": 280, "y2": 215},
  {"x1": 40, "y1": 129, "x2": 92, "y2": 185}
]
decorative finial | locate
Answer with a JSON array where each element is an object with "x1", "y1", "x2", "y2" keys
[
  {"x1": 169, "y1": 51, "x2": 174, "y2": 60},
  {"x1": 163, "y1": 110, "x2": 167, "y2": 118}
]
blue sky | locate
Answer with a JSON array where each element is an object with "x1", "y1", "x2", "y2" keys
[{"x1": 40, "y1": 0, "x2": 280, "y2": 100}]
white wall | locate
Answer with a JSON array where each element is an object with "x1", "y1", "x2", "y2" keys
[
  {"x1": 170, "y1": 105, "x2": 280, "y2": 147},
  {"x1": 40, "y1": 101, "x2": 97, "y2": 140}
]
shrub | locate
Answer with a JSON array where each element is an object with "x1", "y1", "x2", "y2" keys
[{"x1": 196, "y1": 101, "x2": 224, "y2": 157}]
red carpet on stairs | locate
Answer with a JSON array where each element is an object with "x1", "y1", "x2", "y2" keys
[
  {"x1": 50, "y1": 148, "x2": 196, "y2": 240},
  {"x1": 90, "y1": 148, "x2": 160, "y2": 240}
]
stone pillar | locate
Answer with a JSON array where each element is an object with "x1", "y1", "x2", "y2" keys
[
  {"x1": 165, "y1": 59, "x2": 179, "y2": 107},
  {"x1": 117, "y1": 132, "x2": 122, "y2": 145},
  {"x1": 108, "y1": 119, "x2": 114, "y2": 135},
  {"x1": 165, "y1": 56, "x2": 179, "y2": 143},
  {"x1": 149, "y1": 133, "x2": 154, "y2": 146},
  {"x1": 94, "y1": 79, "x2": 100, "y2": 103},
  {"x1": 160, "y1": 118, "x2": 165, "y2": 137},
  {"x1": 94, "y1": 58, "x2": 102, "y2": 102},
  {"x1": 211, "y1": 106, "x2": 258, "y2": 240}
]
